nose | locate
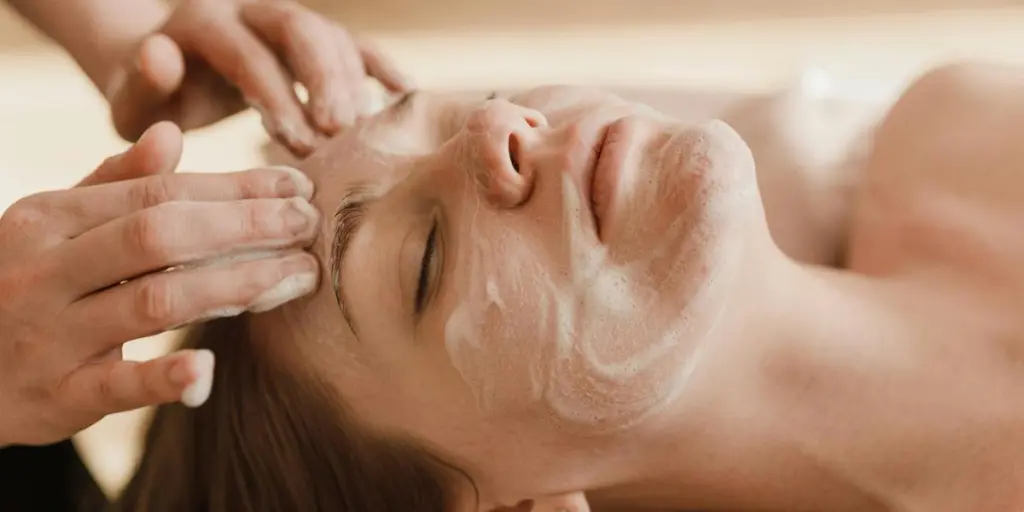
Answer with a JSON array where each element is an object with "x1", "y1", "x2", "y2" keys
[{"x1": 462, "y1": 98, "x2": 547, "y2": 208}]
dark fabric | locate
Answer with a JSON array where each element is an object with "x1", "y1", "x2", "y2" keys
[{"x1": 0, "y1": 440, "x2": 109, "y2": 512}]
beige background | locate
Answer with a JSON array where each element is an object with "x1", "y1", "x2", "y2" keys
[{"x1": 2, "y1": 0, "x2": 1023, "y2": 498}]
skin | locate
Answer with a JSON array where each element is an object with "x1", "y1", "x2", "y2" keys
[
  {"x1": 251, "y1": 86, "x2": 852, "y2": 511},
  {"x1": 2, "y1": 0, "x2": 403, "y2": 446},
  {"x1": 6, "y1": 0, "x2": 410, "y2": 155},
  {"x1": 251, "y1": 62, "x2": 1024, "y2": 512},
  {"x1": 0, "y1": 122, "x2": 322, "y2": 447}
]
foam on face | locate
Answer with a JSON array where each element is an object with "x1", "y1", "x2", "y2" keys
[{"x1": 443, "y1": 120, "x2": 754, "y2": 432}]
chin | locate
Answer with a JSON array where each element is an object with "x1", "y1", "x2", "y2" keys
[{"x1": 596, "y1": 117, "x2": 760, "y2": 279}]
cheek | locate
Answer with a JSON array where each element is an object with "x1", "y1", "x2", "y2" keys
[{"x1": 440, "y1": 214, "x2": 555, "y2": 416}]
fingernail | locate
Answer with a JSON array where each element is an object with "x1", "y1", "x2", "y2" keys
[
  {"x1": 284, "y1": 198, "x2": 317, "y2": 235},
  {"x1": 313, "y1": 96, "x2": 340, "y2": 134},
  {"x1": 180, "y1": 349, "x2": 215, "y2": 408},
  {"x1": 332, "y1": 100, "x2": 355, "y2": 128},
  {"x1": 272, "y1": 166, "x2": 314, "y2": 200},
  {"x1": 278, "y1": 119, "x2": 317, "y2": 156},
  {"x1": 250, "y1": 101, "x2": 314, "y2": 155},
  {"x1": 248, "y1": 272, "x2": 318, "y2": 313},
  {"x1": 168, "y1": 358, "x2": 192, "y2": 385}
]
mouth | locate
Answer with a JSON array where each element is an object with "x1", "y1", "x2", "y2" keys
[{"x1": 586, "y1": 117, "x2": 631, "y2": 243}]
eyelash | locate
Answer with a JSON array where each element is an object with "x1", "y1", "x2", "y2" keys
[
  {"x1": 414, "y1": 221, "x2": 438, "y2": 314},
  {"x1": 487, "y1": 91, "x2": 498, "y2": 100}
]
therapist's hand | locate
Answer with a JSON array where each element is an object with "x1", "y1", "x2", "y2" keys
[
  {"x1": 106, "y1": 0, "x2": 411, "y2": 157},
  {"x1": 0, "y1": 122, "x2": 321, "y2": 447}
]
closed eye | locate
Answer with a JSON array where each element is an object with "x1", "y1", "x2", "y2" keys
[{"x1": 415, "y1": 221, "x2": 438, "y2": 314}]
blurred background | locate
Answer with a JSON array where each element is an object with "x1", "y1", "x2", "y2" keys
[{"x1": 2, "y1": 0, "x2": 1023, "y2": 499}]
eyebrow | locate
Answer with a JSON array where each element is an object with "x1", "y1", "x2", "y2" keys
[{"x1": 330, "y1": 186, "x2": 377, "y2": 340}]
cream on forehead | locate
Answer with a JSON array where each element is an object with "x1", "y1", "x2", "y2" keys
[{"x1": 443, "y1": 119, "x2": 758, "y2": 432}]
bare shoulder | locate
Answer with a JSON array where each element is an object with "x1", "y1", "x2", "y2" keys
[
  {"x1": 847, "y1": 62, "x2": 1024, "y2": 278},
  {"x1": 718, "y1": 86, "x2": 881, "y2": 267}
]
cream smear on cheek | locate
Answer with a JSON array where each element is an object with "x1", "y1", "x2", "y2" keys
[{"x1": 444, "y1": 120, "x2": 757, "y2": 432}]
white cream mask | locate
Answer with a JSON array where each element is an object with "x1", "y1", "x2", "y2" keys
[{"x1": 443, "y1": 119, "x2": 757, "y2": 433}]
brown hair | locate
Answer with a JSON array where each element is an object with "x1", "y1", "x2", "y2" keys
[{"x1": 111, "y1": 315, "x2": 462, "y2": 512}]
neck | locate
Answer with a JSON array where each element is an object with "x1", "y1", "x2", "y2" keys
[{"x1": 589, "y1": 257, "x2": 922, "y2": 512}]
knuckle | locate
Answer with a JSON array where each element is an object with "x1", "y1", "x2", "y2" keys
[
  {"x1": 181, "y1": 0, "x2": 220, "y2": 27},
  {"x1": 134, "y1": 277, "x2": 180, "y2": 326},
  {"x1": 279, "y1": 8, "x2": 309, "y2": 35},
  {"x1": 233, "y1": 52, "x2": 259, "y2": 85},
  {"x1": 246, "y1": 200, "x2": 286, "y2": 240},
  {"x1": 127, "y1": 206, "x2": 179, "y2": 260},
  {"x1": 238, "y1": 170, "x2": 278, "y2": 198},
  {"x1": 131, "y1": 175, "x2": 177, "y2": 208},
  {"x1": 1, "y1": 194, "x2": 51, "y2": 231},
  {"x1": 94, "y1": 373, "x2": 116, "y2": 408}
]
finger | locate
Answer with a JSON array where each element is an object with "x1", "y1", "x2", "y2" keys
[
  {"x1": 358, "y1": 39, "x2": 414, "y2": 94},
  {"x1": 331, "y1": 26, "x2": 373, "y2": 121},
  {"x1": 66, "y1": 349, "x2": 216, "y2": 415},
  {"x1": 68, "y1": 251, "x2": 318, "y2": 354},
  {"x1": 108, "y1": 34, "x2": 188, "y2": 142},
  {"x1": 76, "y1": 122, "x2": 183, "y2": 188},
  {"x1": 193, "y1": 21, "x2": 317, "y2": 155},
  {"x1": 54, "y1": 196, "x2": 320, "y2": 296},
  {"x1": 52, "y1": 166, "x2": 312, "y2": 238},
  {"x1": 241, "y1": 1, "x2": 351, "y2": 134}
]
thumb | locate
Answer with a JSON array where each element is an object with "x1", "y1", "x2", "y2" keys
[
  {"x1": 76, "y1": 121, "x2": 184, "y2": 188},
  {"x1": 108, "y1": 33, "x2": 187, "y2": 142}
]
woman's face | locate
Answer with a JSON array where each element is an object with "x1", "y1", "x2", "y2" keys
[{"x1": 261, "y1": 86, "x2": 767, "y2": 505}]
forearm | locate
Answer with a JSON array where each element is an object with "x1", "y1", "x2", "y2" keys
[{"x1": 7, "y1": 0, "x2": 168, "y2": 95}]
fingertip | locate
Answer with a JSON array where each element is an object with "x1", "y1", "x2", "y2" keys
[
  {"x1": 139, "y1": 120, "x2": 184, "y2": 145},
  {"x1": 276, "y1": 117, "x2": 319, "y2": 158},
  {"x1": 137, "y1": 33, "x2": 186, "y2": 96},
  {"x1": 267, "y1": 165, "x2": 315, "y2": 200},
  {"x1": 110, "y1": 34, "x2": 187, "y2": 142},
  {"x1": 179, "y1": 349, "x2": 215, "y2": 408},
  {"x1": 131, "y1": 121, "x2": 184, "y2": 175},
  {"x1": 310, "y1": 94, "x2": 342, "y2": 134},
  {"x1": 249, "y1": 99, "x2": 316, "y2": 157}
]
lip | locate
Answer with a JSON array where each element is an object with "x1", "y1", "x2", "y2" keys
[{"x1": 587, "y1": 117, "x2": 630, "y2": 242}]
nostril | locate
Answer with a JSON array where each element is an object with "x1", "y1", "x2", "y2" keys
[{"x1": 508, "y1": 132, "x2": 521, "y2": 173}]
